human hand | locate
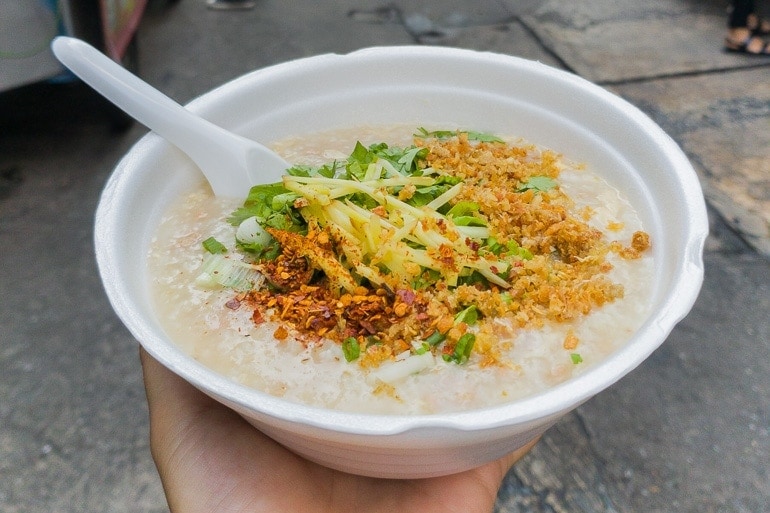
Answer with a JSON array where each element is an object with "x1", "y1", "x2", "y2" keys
[{"x1": 140, "y1": 348, "x2": 537, "y2": 513}]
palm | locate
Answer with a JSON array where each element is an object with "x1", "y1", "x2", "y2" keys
[{"x1": 141, "y1": 349, "x2": 535, "y2": 513}]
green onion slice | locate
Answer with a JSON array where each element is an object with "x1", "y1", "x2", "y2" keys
[{"x1": 342, "y1": 337, "x2": 361, "y2": 362}]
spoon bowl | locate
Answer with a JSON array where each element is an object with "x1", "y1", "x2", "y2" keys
[{"x1": 51, "y1": 36, "x2": 289, "y2": 197}]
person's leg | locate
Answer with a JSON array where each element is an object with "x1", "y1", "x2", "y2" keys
[{"x1": 728, "y1": 0, "x2": 756, "y2": 28}]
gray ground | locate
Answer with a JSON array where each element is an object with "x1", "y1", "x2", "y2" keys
[{"x1": 1, "y1": 0, "x2": 768, "y2": 512}]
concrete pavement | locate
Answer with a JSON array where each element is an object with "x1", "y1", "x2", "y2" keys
[{"x1": 1, "y1": 0, "x2": 768, "y2": 511}]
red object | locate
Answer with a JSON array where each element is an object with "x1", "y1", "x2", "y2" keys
[{"x1": 98, "y1": 0, "x2": 147, "y2": 60}]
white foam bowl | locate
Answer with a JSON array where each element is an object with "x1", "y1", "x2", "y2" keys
[{"x1": 95, "y1": 46, "x2": 708, "y2": 479}]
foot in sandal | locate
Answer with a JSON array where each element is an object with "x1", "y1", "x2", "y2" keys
[
  {"x1": 747, "y1": 13, "x2": 770, "y2": 36},
  {"x1": 725, "y1": 27, "x2": 770, "y2": 55}
]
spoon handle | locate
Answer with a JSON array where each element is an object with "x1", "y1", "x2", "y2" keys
[{"x1": 51, "y1": 36, "x2": 286, "y2": 197}]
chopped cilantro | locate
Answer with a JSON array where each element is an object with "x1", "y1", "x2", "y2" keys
[
  {"x1": 287, "y1": 162, "x2": 339, "y2": 178},
  {"x1": 228, "y1": 183, "x2": 305, "y2": 235},
  {"x1": 570, "y1": 353, "x2": 583, "y2": 364},
  {"x1": 397, "y1": 146, "x2": 428, "y2": 172},
  {"x1": 346, "y1": 141, "x2": 427, "y2": 179},
  {"x1": 415, "y1": 127, "x2": 504, "y2": 143},
  {"x1": 483, "y1": 237, "x2": 533, "y2": 260},
  {"x1": 517, "y1": 176, "x2": 557, "y2": 193},
  {"x1": 236, "y1": 239, "x2": 281, "y2": 261}
]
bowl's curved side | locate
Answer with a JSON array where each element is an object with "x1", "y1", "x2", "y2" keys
[
  {"x1": 239, "y1": 406, "x2": 556, "y2": 479},
  {"x1": 94, "y1": 46, "x2": 708, "y2": 477}
]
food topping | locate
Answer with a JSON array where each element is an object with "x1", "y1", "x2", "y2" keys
[{"x1": 200, "y1": 129, "x2": 651, "y2": 368}]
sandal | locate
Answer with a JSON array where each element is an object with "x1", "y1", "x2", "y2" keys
[
  {"x1": 725, "y1": 35, "x2": 770, "y2": 56},
  {"x1": 747, "y1": 14, "x2": 770, "y2": 36}
]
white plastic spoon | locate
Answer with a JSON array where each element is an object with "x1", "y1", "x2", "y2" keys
[{"x1": 51, "y1": 36, "x2": 290, "y2": 197}]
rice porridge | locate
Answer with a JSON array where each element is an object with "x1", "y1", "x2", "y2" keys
[{"x1": 147, "y1": 126, "x2": 654, "y2": 415}]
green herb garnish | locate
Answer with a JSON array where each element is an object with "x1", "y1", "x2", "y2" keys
[
  {"x1": 228, "y1": 183, "x2": 305, "y2": 233},
  {"x1": 202, "y1": 236, "x2": 227, "y2": 254},
  {"x1": 342, "y1": 337, "x2": 361, "y2": 362},
  {"x1": 517, "y1": 176, "x2": 557, "y2": 193},
  {"x1": 454, "y1": 305, "x2": 479, "y2": 326},
  {"x1": 424, "y1": 330, "x2": 446, "y2": 347},
  {"x1": 483, "y1": 237, "x2": 533, "y2": 260},
  {"x1": 444, "y1": 333, "x2": 476, "y2": 364},
  {"x1": 415, "y1": 127, "x2": 504, "y2": 143}
]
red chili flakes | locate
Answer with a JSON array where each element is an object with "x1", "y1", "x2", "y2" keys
[{"x1": 246, "y1": 281, "x2": 433, "y2": 352}]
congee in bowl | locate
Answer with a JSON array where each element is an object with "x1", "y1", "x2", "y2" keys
[
  {"x1": 96, "y1": 46, "x2": 707, "y2": 478},
  {"x1": 148, "y1": 125, "x2": 654, "y2": 415}
]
